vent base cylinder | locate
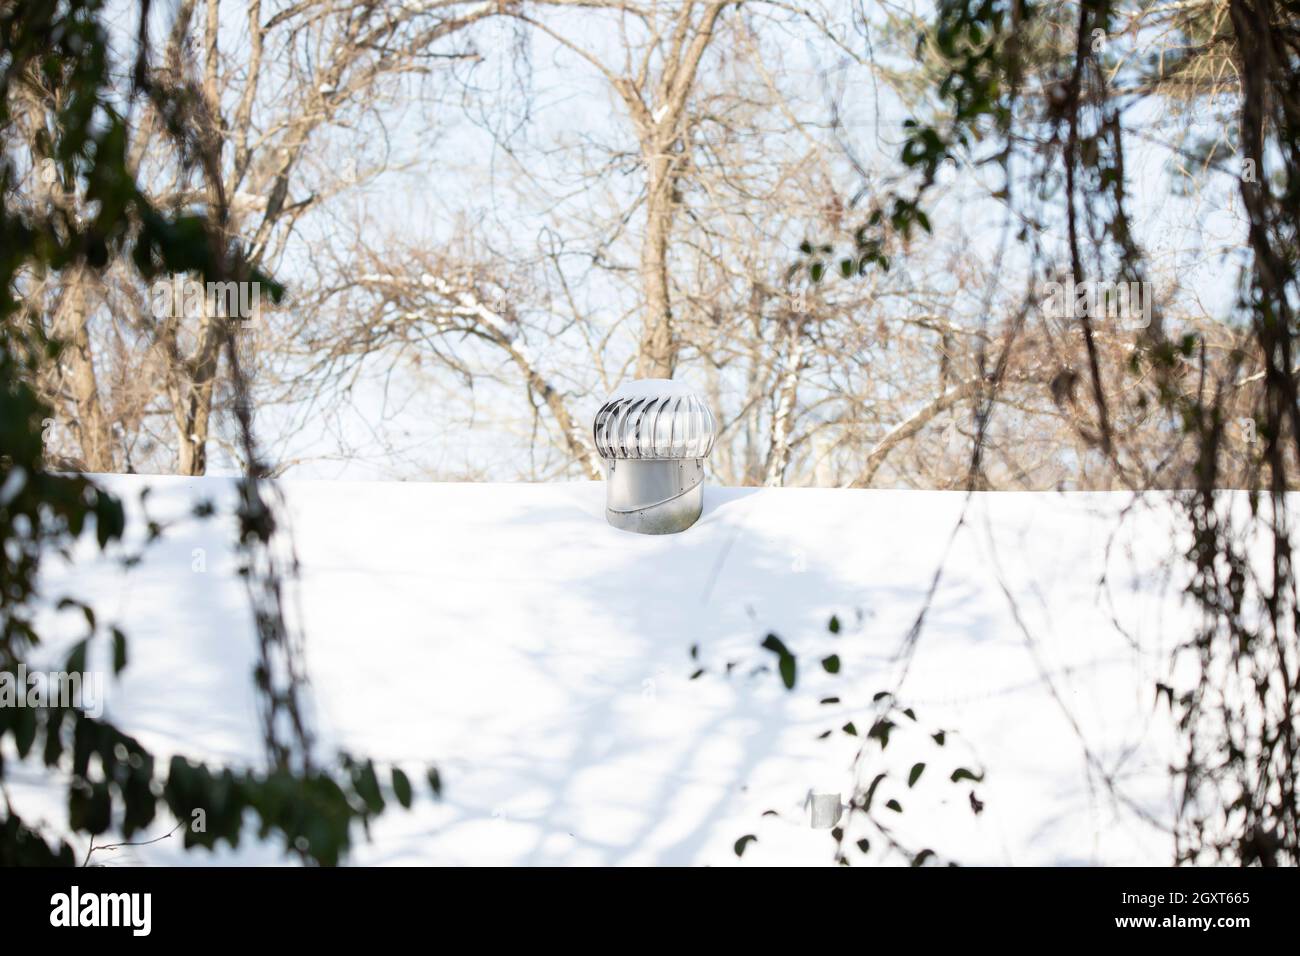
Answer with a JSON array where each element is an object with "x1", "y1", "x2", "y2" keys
[{"x1": 604, "y1": 458, "x2": 704, "y2": 534}]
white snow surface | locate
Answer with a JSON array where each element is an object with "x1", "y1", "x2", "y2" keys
[{"x1": 13, "y1": 477, "x2": 1200, "y2": 866}]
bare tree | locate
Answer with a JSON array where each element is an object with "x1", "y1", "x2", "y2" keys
[{"x1": 15, "y1": 0, "x2": 496, "y2": 474}]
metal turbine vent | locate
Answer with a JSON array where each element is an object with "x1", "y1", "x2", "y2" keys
[{"x1": 593, "y1": 379, "x2": 716, "y2": 534}]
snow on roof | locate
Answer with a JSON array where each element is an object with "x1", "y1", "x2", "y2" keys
[{"x1": 17, "y1": 476, "x2": 1186, "y2": 865}]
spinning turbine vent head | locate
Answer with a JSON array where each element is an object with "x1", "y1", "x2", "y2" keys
[{"x1": 593, "y1": 379, "x2": 716, "y2": 534}]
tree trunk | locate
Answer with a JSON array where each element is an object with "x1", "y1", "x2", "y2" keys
[
  {"x1": 171, "y1": 308, "x2": 225, "y2": 476},
  {"x1": 637, "y1": 143, "x2": 676, "y2": 378},
  {"x1": 764, "y1": 318, "x2": 805, "y2": 486},
  {"x1": 52, "y1": 266, "x2": 115, "y2": 472}
]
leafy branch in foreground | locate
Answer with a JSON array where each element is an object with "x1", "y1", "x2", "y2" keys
[
  {"x1": 698, "y1": 614, "x2": 985, "y2": 866},
  {"x1": 1, "y1": 0, "x2": 436, "y2": 865},
  {"x1": 803, "y1": 0, "x2": 1300, "y2": 864}
]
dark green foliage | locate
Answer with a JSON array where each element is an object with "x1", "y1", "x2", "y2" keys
[
  {"x1": 710, "y1": 614, "x2": 985, "y2": 865},
  {"x1": 733, "y1": 834, "x2": 757, "y2": 857},
  {"x1": 760, "y1": 633, "x2": 797, "y2": 689},
  {"x1": 837, "y1": 0, "x2": 1300, "y2": 865},
  {"x1": 0, "y1": 0, "x2": 428, "y2": 866}
]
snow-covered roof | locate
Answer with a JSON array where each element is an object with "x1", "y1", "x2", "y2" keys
[{"x1": 17, "y1": 477, "x2": 1185, "y2": 865}]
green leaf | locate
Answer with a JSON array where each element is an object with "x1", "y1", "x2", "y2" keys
[
  {"x1": 427, "y1": 766, "x2": 443, "y2": 797},
  {"x1": 862, "y1": 773, "x2": 887, "y2": 810},
  {"x1": 827, "y1": 615, "x2": 841, "y2": 634},
  {"x1": 885, "y1": 798, "x2": 903, "y2": 813},
  {"x1": 931, "y1": 730, "x2": 946, "y2": 746},
  {"x1": 856, "y1": 838, "x2": 871, "y2": 853},
  {"x1": 950, "y1": 767, "x2": 984, "y2": 784},
  {"x1": 43, "y1": 709, "x2": 67, "y2": 767},
  {"x1": 734, "y1": 834, "x2": 758, "y2": 857},
  {"x1": 354, "y1": 760, "x2": 385, "y2": 814},
  {"x1": 391, "y1": 767, "x2": 413, "y2": 809},
  {"x1": 93, "y1": 493, "x2": 125, "y2": 548},
  {"x1": 867, "y1": 718, "x2": 895, "y2": 749},
  {"x1": 842, "y1": 721, "x2": 858, "y2": 736},
  {"x1": 13, "y1": 706, "x2": 37, "y2": 758},
  {"x1": 821, "y1": 654, "x2": 840, "y2": 674},
  {"x1": 64, "y1": 638, "x2": 88, "y2": 675},
  {"x1": 760, "y1": 633, "x2": 797, "y2": 690},
  {"x1": 69, "y1": 781, "x2": 113, "y2": 835},
  {"x1": 111, "y1": 627, "x2": 128, "y2": 675},
  {"x1": 908, "y1": 763, "x2": 925, "y2": 787}
]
